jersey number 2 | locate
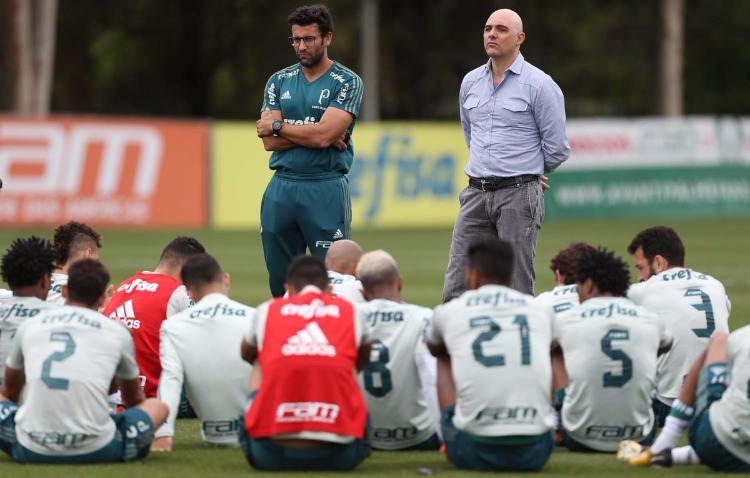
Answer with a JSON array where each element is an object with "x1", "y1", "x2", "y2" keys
[{"x1": 41, "y1": 331, "x2": 76, "y2": 390}]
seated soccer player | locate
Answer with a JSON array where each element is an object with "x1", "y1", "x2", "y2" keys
[
  {"x1": 552, "y1": 247, "x2": 672, "y2": 452},
  {"x1": 626, "y1": 225, "x2": 730, "y2": 426},
  {"x1": 104, "y1": 236, "x2": 206, "y2": 399},
  {"x1": 239, "y1": 255, "x2": 371, "y2": 471},
  {"x1": 0, "y1": 236, "x2": 59, "y2": 382},
  {"x1": 46, "y1": 221, "x2": 105, "y2": 305},
  {"x1": 0, "y1": 259, "x2": 168, "y2": 464},
  {"x1": 325, "y1": 239, "x2": 365, "y2": 303},
  {"x1": 355, "y1": 250, "x2": 441, "y2": 451},
  {"x1": 625, "y1": 328, "x2": 750, "y2": 471},
  {"x1": 427, "y1": 238, "x2": 555, "y2": 472},
  {"x1": 152, "y1": 253, "x2": 254, "y2": 450}
]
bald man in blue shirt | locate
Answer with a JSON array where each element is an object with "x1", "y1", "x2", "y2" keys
[{"x1": 443, "y1": 8, "x2": 570, "y2": 301}]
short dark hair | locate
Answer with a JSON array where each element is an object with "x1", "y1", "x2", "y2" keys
[
  {"x1": 467, "y1": 238, "x2": 514, "y2": 285},
  {"x1": 53, "y1": 221, "x2": 103, "y2": 265},
  {"x1": 576, "y1": 247, "x2": 630, "y2": 297},
  {"x1": 627, "y1": 225, "x2": 685, "y2": 267},
  {"x1": 181, "y1": 253, "x2": 223, "y2": 290},
  {"x1": 287, "y1": 255, "x2": 329, "y2": 291},
  {"x1": 159, "y1": 236, "x2": 206, "y2": 269},
  {"x1": 550, "y1": 241, "x2": 597, "y2": 285},
  {"x1": 289, "y1": 4, "x2": 334, "y2": 36},
  {"x1": 1, "y1": 236, "x2": 58, "y2": 289},
  {"x1": 67, "y1": 258, "x2": 110, "y2": 306}
]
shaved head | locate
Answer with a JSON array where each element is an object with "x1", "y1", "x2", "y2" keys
[
  {"x1": 488, "y1": 9, "x2": 523, "y2": 33},
  {"x1": 324, "y1": 240, "x2": 363, "y2": 276}
]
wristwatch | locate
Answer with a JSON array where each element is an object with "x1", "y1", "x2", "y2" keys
[{"x1": 272, "y1": 120, "x2": 283, "y2": 137}]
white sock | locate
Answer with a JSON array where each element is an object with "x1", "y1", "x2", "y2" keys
[
  {"x1": 651, "y1": 415, "x2": 688, "y2": 453},
  {"x1": 672, "y1": 445, "x2": 700, "y2": 465}
]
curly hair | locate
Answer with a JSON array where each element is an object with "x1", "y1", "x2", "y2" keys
[
  {"x1": 53, "y1": 221, "x2": 103, "y2": 266},
  {"x1": 549, "y1": 241, "x2": 597, "y2": 285},
  {"x1": 575, "y1": 247, "x2": 630, "y2": 297},
  {"x1": 627, "y1": 225, "x2": 685, "y2": 267},
  {"x1": 289, "y1": 4, "x2": 334, "y2": 36},
  {"x1": 1, "y1": 236, "x2": 58, "y2": 289}
]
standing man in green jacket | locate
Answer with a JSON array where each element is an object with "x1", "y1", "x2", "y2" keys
[{"x1": 256, "y1": 4, "x2": 364, "y2": 297}]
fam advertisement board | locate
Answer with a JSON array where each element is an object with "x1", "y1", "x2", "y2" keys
[
  {"x1": 212, "y1": 117, "x2": 750, "y2": 230},
  {"x1": 0, "y1": 116, "x2": 208, "y2": 228}
]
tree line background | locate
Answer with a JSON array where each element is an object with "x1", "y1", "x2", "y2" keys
[{"x1": 2, "y1": 0, "x2": 750, "y2": 120}]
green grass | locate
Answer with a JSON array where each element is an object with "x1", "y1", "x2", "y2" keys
[{"x1": 0, "y1": 217, "x2": 749, "y2": 475}]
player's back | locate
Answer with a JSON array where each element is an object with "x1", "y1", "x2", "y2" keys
[
  {"x1": 356, "y1": 299, "x2": 437, "y2": 450},
  {"x1": 535, "y1": 284, "x2": 579, "y2": 317},
  {"x1": 628, "y1": 268, "x2": 730, "y2": 400},
  {"x1": 46, "y1": 272, "x2": 68, "y2": 305},
  {"x1": 104, "y1": 271, "x2": 188, "y2": 397},
  {"x1": 328, "y1": 271, "x2": 365, "y2": 303},
  {"x1": 432, "y1": 284, "x2": 554, "y2": 437},
  {"x1": 10, "y1": 305, "x2": 136, "y2": 456},
  {"x1": 554, "y1": 297, "x2": 670, "y2": 451},
  {"x1": 0, "y1": 296, "x2": 57, "y2": 384},
  {"x1": 709, "y1": 325, "x2": 750, "y2": 464},
  {"x1": 159, "y1": 293, "x2": 254, "y2": 446}
]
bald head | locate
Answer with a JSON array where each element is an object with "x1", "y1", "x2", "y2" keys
[
  {"x1": 324, "y1": 240, "x2": 363, "y2": 276},
  {"x1": 488, "y1": 9, "x2": 523, "y2": 33},
  {"x1": 484, "y1": 8, "x2": 524, "y2": 62}
]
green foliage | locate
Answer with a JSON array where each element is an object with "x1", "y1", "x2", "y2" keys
[{"x1": 4, "y1": 1, "x2": 750, "y2": 117}]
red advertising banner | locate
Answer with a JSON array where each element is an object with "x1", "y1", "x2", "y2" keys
[{"x1": 0, "y1": 116, "x2": 207, "y2": 228}]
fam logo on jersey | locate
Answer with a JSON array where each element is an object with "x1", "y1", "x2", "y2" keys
[
  {"x1": 116, "y1": 278, "x2": 159, "y2": 294},
  {"x1": 282, "y1": 321, "x2": 336, "y2": 357},
  {"x1": 109, "y1": 300, "x2": 140, "y2": 329},
  {"x1": 276, "y1": 401, "x2": 339, "y2": 424}
]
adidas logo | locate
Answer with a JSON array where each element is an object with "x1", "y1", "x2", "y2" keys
[
  {"x1": 281, "y1": 90, "x2": 292, "y2": 100},
  {"x1": 332, "y1": 229, "x2": 343, "y2": 240},
  {"x1": 281, "y1": 322, "x2": 336, "y2": 357},
  {"x1": 109, "y1": 300, "x2": 141, "y2": 329}
]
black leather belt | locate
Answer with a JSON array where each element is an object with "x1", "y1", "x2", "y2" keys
[{"x1": 468, "y1": 174, "x2": 538, "y2": 191}]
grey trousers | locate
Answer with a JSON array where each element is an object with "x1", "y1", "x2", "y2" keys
[{"x1": 442, "y1": 180, "x2": 544, "y2": 301}]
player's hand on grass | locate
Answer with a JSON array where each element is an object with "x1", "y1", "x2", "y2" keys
[{"x1": 151, "y1": 436, "x2": 173, "y2": 452}]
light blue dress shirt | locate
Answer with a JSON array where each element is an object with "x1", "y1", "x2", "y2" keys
[{"x1": 459, "y1": 53, "x2": 570, "y2": 178}]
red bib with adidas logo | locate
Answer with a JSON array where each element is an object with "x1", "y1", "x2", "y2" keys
[{"x1": 245, "y1": 291, "x2": 367, "y2": 439}]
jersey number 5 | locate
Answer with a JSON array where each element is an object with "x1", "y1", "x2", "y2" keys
[
  {"x1": 600, "y1": 329, "x2": 632, "y2": 388},
  {"x1": 41, "y1": 331, "x2": 76, "y2": 391}
]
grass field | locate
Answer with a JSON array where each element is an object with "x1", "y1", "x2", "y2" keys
[{"x1": 0, "y1": 217, "x2": 749, "y2": 475}]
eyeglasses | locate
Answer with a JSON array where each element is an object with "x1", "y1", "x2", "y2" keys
[{"x1": 288, "y1": 36, "x2": 319, "y2": 46}]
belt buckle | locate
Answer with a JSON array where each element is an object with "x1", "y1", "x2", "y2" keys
[{"x1": 480, "y1": 179, "x2": 489, "y2": 191}]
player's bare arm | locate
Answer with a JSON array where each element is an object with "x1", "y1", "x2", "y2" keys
[
  {"x1": 257, "y1": 108, "x2": 298, "y2": 151},
  {"x1": 426, "y1": 340, "x2": 448, "y2": 358},
  {"x1": 355, "y1": 340, "x2": 372, "y2": 372},
  {"x1": 259, "y1": 106, "x2": 353, "y2": 151},
  {"x1": 1, "y1": 366, "x2": 25, "y2": 403},
  {"x1": 240, "y1": 338, "x2": 258, "y2": 364},
  {"x1": 119, "y1": 376, "x2": 146, "y2": 408}
]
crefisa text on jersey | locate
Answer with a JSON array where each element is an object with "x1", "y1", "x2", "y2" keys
[
  {"x1": 189, "y1": 303, "x2": 248, "y2": 320},
  {"x1": 366, "y1": 310, "x2": 404, "y2": 327},
  {"x1": 0, "y1": 303, "x2": 43, "y2": 320},
  {"x1": 42, "y1": 312, "x2": 102, "y2": 329}
]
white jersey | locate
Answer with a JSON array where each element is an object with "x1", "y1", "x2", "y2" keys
[
  {"x1": 628, "y1": 268, "x2": 730, "y2": 402},
  {"x1": 6, "y1": 305, "x2": 139, "y2": 456},
  {"x1": 356, "y1": 299, "x2": 437, "y2": 450},
  {"x1": 429, "y1": 284, "x2": 554, "y2": 437},
  {"x1": 327, "y1": 271, "x2": 365, "y2": 303},
  {"x1": 534, "y1": 284, "x2": 580, "y2": 317},
  {"x1": 554, "y1": 297, "x2": 672, "y2": 452},
  {"x1": 0, "y1": 288, "x2": 12, "y2": 301},
  {"x1": 709, "y1": 325, "x2": 750, "y2": 465},
  {"x1": 0, "y1": 296, "x2": 58, "y2": 385},
  {"x1": 46, "y1": 272, "x2": 68, "y2": 306},
  {"x1": 156, "y1": 293, "x2": 254, "y2": 446}
]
